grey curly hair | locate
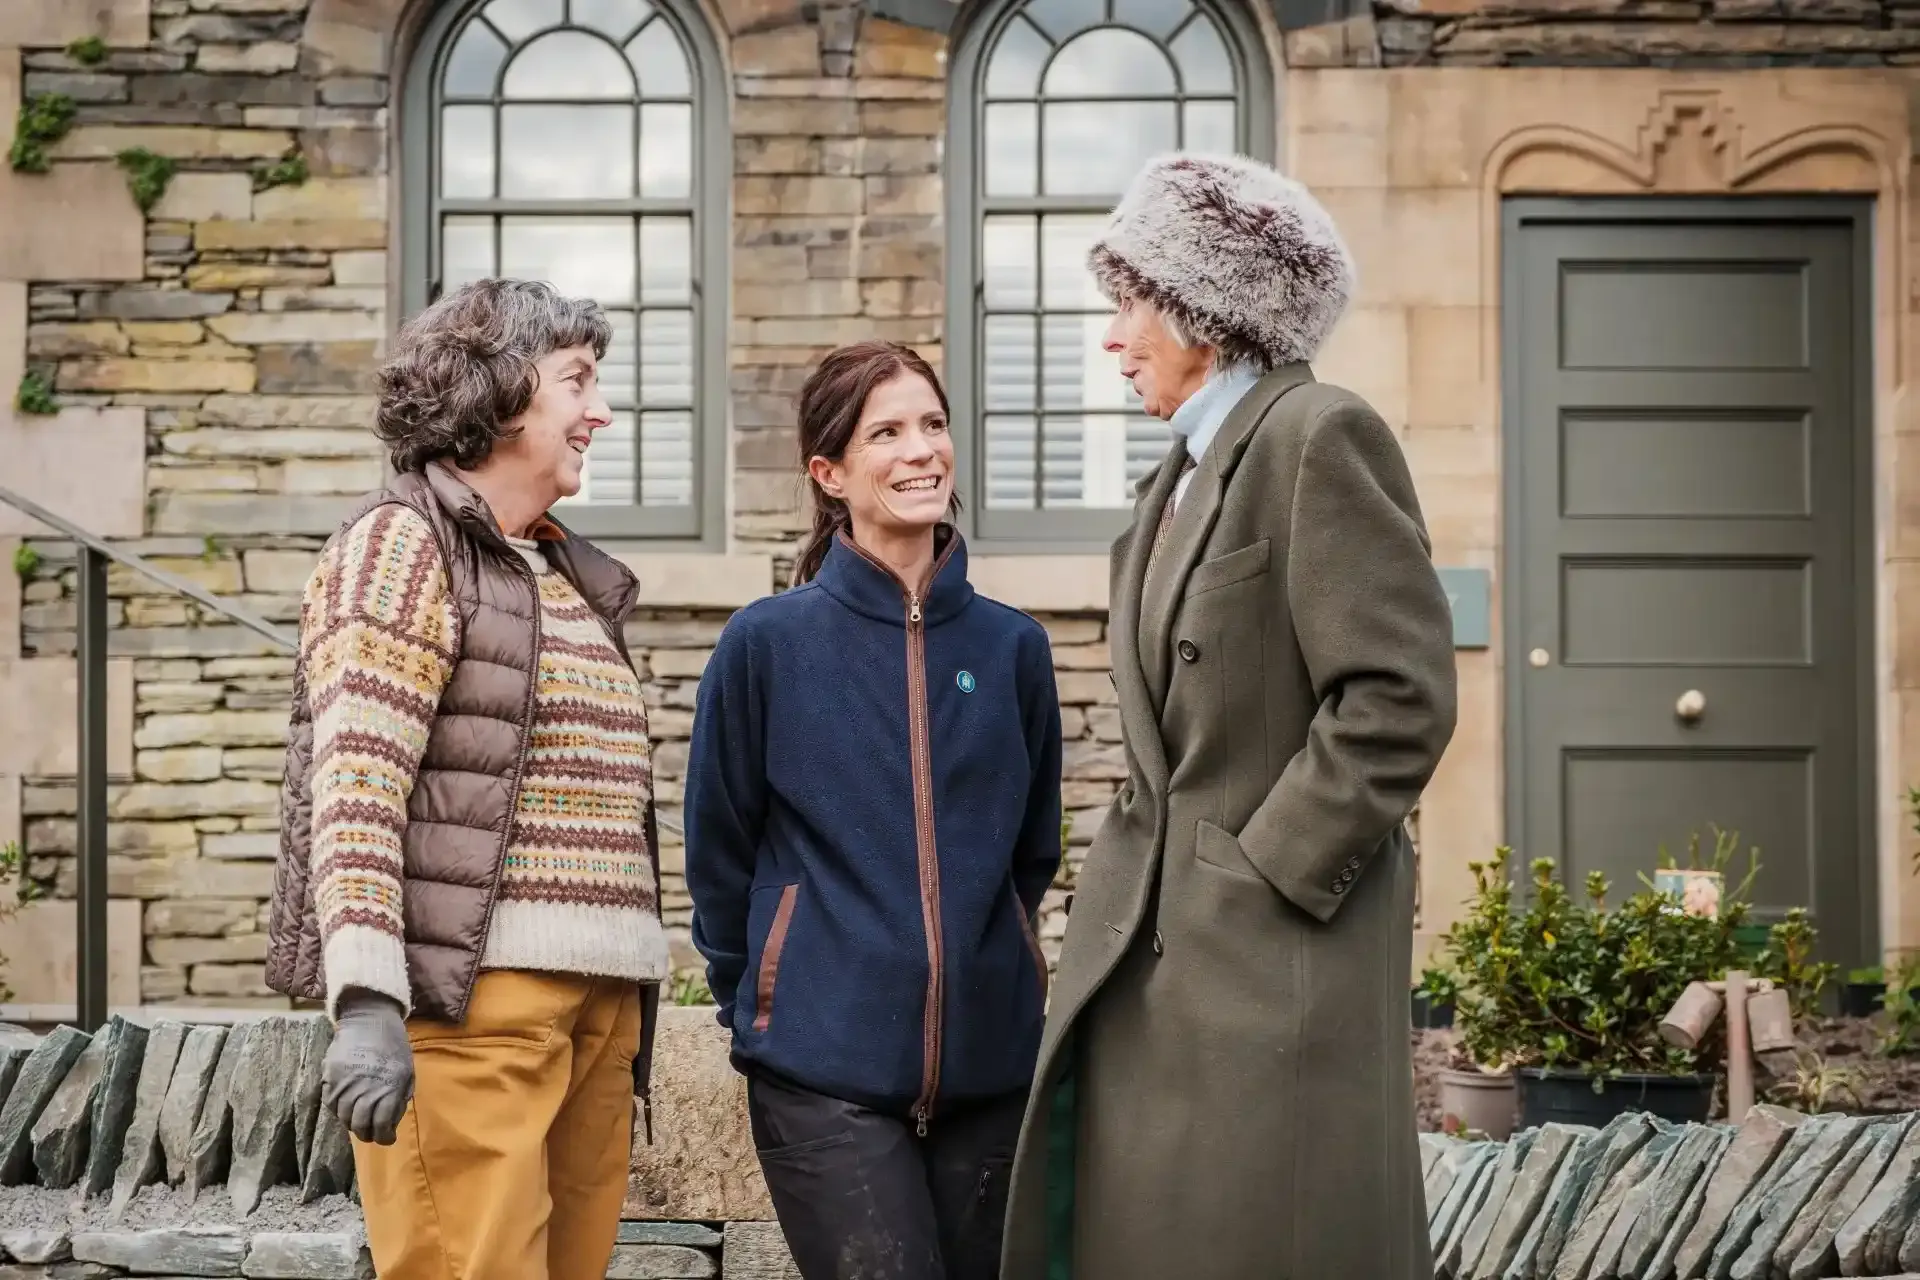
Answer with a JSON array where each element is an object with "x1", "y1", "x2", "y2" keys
[{"x1": 374, "y1": 278, "x2": 613, "y2": 473}]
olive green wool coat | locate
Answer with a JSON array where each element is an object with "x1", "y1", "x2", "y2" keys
[{"x1": 1000, "y1": 364, "x2": 1459, "y2": 1280}]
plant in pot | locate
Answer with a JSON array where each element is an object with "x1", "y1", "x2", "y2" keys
[
  {"x1": 1413, "y1": 964, "x2": 1458, "y2": 1030},
  {"x1": 1841, "y1": 967, "x2": 1885, "y2": 1018},
  {"x1": 1439, "y1": 838, "x2": 1761, "y2": 1132}
]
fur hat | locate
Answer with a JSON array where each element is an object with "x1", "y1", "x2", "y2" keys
[{"x1": 1087, "y1": 153, "x2": 1356, "y2": 370}]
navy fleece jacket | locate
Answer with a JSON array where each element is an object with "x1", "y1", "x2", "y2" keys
[{"x1": 684, "y1": 528, "x2": 1062, "y2": 1120}]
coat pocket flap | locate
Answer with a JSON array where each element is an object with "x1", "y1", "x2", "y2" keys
[
  {"x1": 1193, "y1": 819, "x2": 1267, "y2": 883},
  {"x1": 1186, "y1": 538, "x2": 1271, "y2": 597}
]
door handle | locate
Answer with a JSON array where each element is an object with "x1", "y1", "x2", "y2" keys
[{"x1": 1676, "y1": 689, "x2": 1706, "y2": 724}]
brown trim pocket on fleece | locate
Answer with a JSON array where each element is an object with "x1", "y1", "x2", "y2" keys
[
  {"x1": 753, "y1": 883, "x2": 799, "y2": 1033},
  {"x1": 1013, "y1": 884, "x2": 1048, "y2": 1002}
]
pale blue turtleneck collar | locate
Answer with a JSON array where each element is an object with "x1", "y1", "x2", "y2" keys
[{"x1": 1167, "y1": 362, "x2": 1263, "y2": 503}]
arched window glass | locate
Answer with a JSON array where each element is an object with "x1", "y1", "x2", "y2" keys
[
  {"x1": 949, "y1": 0, "x2": 1272, "y2": 545},
  {"x1": 404, "y1": 0, "x2": 726, "y2": 540}
]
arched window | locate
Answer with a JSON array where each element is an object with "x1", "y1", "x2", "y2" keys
[
  {"x1": 402, "y1": 0, "x2": 728, "y2": 541},
  {"x1": 946, "y1": 0, "x2": 1273, "y2": 547}
]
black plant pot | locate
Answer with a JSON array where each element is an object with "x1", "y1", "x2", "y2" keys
[
  {"x1": 1516, "y1": 1068, "x2": 1715, "y2": 1130},
  {"x1": 1840, "y1": 982, "x2": 1884, "y2": 1018},
  {"x1": 1411, "y1": 992, "x2": 1456, "y2": 1030}
]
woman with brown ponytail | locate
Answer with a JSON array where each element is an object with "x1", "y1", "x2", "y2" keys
[{"x1": 683, "y1": 341, "x2": 1063, "y2": 1280}]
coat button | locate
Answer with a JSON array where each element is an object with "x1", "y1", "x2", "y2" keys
[
  {"x1": 1331, "y1": 881, "x2": 1348, "y2": 895},
  {"x1": 1152, "y1": 931, "x2": 1164, "y2": 956},
  {"x1": 1177, "y1": 639, "x2": 1199, "y2": 663}
]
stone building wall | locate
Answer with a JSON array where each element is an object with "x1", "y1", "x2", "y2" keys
[{"x1": 2, "y1": 0, "x2": 1919, "y2": 1011}]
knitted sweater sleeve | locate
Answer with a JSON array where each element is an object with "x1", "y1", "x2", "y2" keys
[{"x1": 297, "y1": 504, "x2": 459, "y2": 1020}]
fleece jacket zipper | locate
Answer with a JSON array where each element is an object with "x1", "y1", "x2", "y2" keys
[{"x1": 845, "y1": 536, "x2": 957, "y2": 1136}]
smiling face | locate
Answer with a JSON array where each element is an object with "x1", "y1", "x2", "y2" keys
[
  {"x1": 492, "y1": 343, "x2": 612, "y2": 501},
  {"x1": 806, "y1": 369, "x2": 953, "y2": 541},
  {"x1": 1102, "y1": 296, "x2": 1214, "y2": 420}
]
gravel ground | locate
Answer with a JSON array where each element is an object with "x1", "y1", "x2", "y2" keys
[{"x1": 0, "y1": 1184, "x2": 361, "y2": 1233}]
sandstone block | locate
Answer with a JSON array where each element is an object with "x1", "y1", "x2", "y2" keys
[
  {"x1": 194, "y1": 220, "x2": 386, "y2": 252},
  {"x1": 185, "y1": 1022, "x2": 247, "y2": 1194},
  {"x1": 202, "y1": 832, "x2": 280, "y2": 860},
  {"x1": 605, "y1": 1244, "x2": 717, "y2": 1278},
  {"x1": 134, "y1": 710, "x2": 291, "y2": 750},
  {"x1": 863, "y1": 173, "x2": 939, "y2": 216},
  {"x1": 71, "y1": 1227, "x2": 247, "y2": 1276},
  {"x1": 136, "y1": 747, "x2": 226, "y2": 782},
  {"x1": 112, "y1": 779, "x2": 280, "y2": 821},
  {"x1": 242, "y1": 1232, "x2": 372, "y2": 1278},
  {"x1": 110, "y1": 1021, "x2": 188, "y2": 1209},
  {"x1": 198, "y1": 43, "x2": 301, "y2": 73},
  {"x1": 155, "y1": 173, "x2": 256, "y2": 222},
  {"x1": 83, "y1": 288, "x2": 236, "y2": 321},
  {"x1": 720, "y1": 1223, "x2": 799, "y2": 1280},
  {"x1": 207, "y1": 311, "x2": 383, "y2": 345},
  {"x1": 29, "y1": 323, "x2": 131, "y2": 359},
  {"x1": 53, "y1": 126, "x2": 296, "y2": 161},
  {"x1": 254, "y1": 343, "x2": 379, "y2": 395},
  {"x1": 735, "y1": 98, "x2": 857, "y2": 136},
  {"x1": 191, "y1": 962, "x2": 276, "y2": 998},
  {"x1": 858, "y1": 100, "x2": 942, "y2": 136},
  {"x1": 22, "y1": 72, "x2": 129, "y2": 104},
  {"x1": 624, "y1": 1006, "x2": 775, "y2": 1220},
  {"x1": 329, "y1": 251, "x2": 386, "y2": 286},
  {"x1": 186, "y1": 264, "x2": 334, "y2": 291},
  {"x1": 160, "y1": 1024, "x2": 229, "y2": 1186},
  {"x1": 58, "y1": 358, "x2": 256, "y2": 394},
  {"x1": 153, "y1": 492, "x2": 359, "y2": 535}
]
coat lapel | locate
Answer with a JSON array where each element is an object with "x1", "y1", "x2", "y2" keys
[
  {"x1": 1139, "y1": 363, "x2": 1316, "y2": 716},
  {"x1": 1109, "y1": 440, "x2": 1187, "y2": 797}
]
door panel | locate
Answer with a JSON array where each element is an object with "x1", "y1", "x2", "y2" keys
[{"x1": 1504, "y1": 203, "x2": 1870, "y2": 958}]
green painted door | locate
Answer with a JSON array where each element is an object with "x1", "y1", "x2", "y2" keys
[{"x1": 1503, "y1": 200, "x2": 1873, "y2": 962}]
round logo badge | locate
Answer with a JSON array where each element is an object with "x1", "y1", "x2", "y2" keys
[{"x1": 956, "y1": 670, "x2": 976, "y2": 694}]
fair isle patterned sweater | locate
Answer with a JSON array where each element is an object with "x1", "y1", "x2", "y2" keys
[{"x1": 300, "y1": 503, "x2": 670, "y2": 1017}]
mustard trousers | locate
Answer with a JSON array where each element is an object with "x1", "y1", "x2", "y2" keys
[{"x1": 351, "y1": 969, "x2": 642, "y2": 1280}]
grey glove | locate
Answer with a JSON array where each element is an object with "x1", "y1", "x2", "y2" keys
[{"x1": 322, "y1": 989, "x2": 414, "y2": 1145}]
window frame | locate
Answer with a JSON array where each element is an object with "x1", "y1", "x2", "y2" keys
[
  {"x1": 399, "y1": 0, "x2": 731, "y2": 547},
  {"x1": 943, "y1": 0, "x2": 1275, "y2": 552}
]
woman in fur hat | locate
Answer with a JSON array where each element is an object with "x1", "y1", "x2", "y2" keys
[{"x1": 998, "y1": 153, "x2": 1459, "y2": 1280}]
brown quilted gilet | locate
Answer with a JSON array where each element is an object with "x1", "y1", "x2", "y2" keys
[{"x1": 266, "y1": 465, "x2": 661, "y2": 1049}]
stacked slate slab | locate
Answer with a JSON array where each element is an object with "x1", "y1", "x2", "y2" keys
[
  {"x1": 0, "y1": 1014, "x2": 354, "y2": 1213},
  {"x1": 1421, "y1": 1103, "x2": 1920, "y2": 1280}
]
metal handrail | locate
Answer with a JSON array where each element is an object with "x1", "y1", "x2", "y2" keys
[
  {"x1": 0, "y1": 484, "x2": 295, "y2": 651},
  {"x1": 1, "y1": 485, "x2": 682, "y2": 1032}
]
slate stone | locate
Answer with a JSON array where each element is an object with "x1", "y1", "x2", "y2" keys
[
  {"x1": 1538, "y1": 1112, "x2": 1659, "y2": 1280},
  {"x1": 1458, "y1": 1128, "x2": 1538, "y2": 1279},
  {"x1": 228, "y1": 1016, "x2": 303, "y2": 1215},
  {"x1": 1474, "y1": 1124, "x2": 1586, "y2": 1280},
  {"x1": 1865, "y1": 1129, "x2": 1920, "y2": 1275},
  {"x1": 1429, "y1": 1140, "x2": 1488, "y2": 1227},
  {"x1": 186, "y1": 1022, "x2": 250, "y2": 1196},
  {"x1": 1790, "y1": 1116, "x2": 1909, "y2": 1280},
  {"x1": 161, "y1": 1024, "x2": 227, "y2": 1186},
  {"x1": 0, "y1": 1264, "x2": 118, "y2": 1279},
  {"x1": 1645, "y1": 1130, "x2": 1734, "y2": 1280},
  {"x1": 1438, "y1": 1146, "x2": 1504, "y2": 1275},
  {"x1": 30, "y1": 1021, "x2": 122, "y2": 1190},
  {"x1": 1432, "y1": 1144, "x2": 1499, "y2": 1253},
  {"x1": 0, "y1": 1026, "x2": 90, "y2": 1184},
  {"x1": 79, "y1": 1016, "x2": 149, "y2": 1198},
  {"x1": 606, "y1": 1244, "x2": 720, "y2": 1278},
  {"x1": 618, "y1": 1222, "x2": 726, "y2": 1248},
  {"x1": 1559, "y1": 1128, "x2": 1681, "y2": 1280},
  {"x1": 1424, "y1": 1132, "x2": 1454, "y2": 1182},
  {"x1": 1553, "y1": 1126, "x2": 1684, "y2": 1280},
  {"x1": 1773, "y1": 1117, "x2": 1892, "y2": 1278},
  {"x1": 0, "y1": 1229, "x2": 71, "y2": 1263},
  {"x1": 1581, "y1": 1126, "x2": 1689, "y2": 1280},
  {"x1": 71, "y1": 1226, "x2": 247, "y2": 1276},
  {"x1": 299, "y1": 1094, "x2": 354, "y2": 1205},
  {"x1": 0, "y1": 1029, "x2": 39, "y2": 1119},
  {"x1": 289, "y1": 1017, "x2": 329, "y2": 1179},
  {"x1": 240, "y1": 1231, "x2": 372, "y2": 1278},
  {"x1": 1673, "y1": 1104, "x2": 1806, "y2": 1280},
  {"x1": 1618, "y1": 1123, "x2": 1725, "y2": 1279},
  {"x1": 1729, "y1": 1114, "x2": 1865, "y2": 1280},
  {"x1": 1835, "y1": 1116, "x2": 1920, "y2": 1275},
  {"x1": 112, "y1": 1021, "x2": 187, "y2": 1208},
  {"x1": 1703, "y1": 1118, "x2": 1830, "y2": 1280},
  {"x1": 1501, "y1": 1132, "x2": 1592, "y2": 1280}
]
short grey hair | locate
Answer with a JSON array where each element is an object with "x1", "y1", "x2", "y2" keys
[{"x1": 373, "y1": 278, "x2": 613, "y2": 474}]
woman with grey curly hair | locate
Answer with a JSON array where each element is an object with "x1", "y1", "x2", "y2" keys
[
  {"x1": 1000, "y1": 153, "x2": 1459, "y2": 1280},
  {"x1": 265, "y1": 277, "x2": 671, "y2": 1280}
]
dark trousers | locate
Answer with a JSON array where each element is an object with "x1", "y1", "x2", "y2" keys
[{"x1": 746, "y1": 1068, "x2": 1027, "y2": 1280}]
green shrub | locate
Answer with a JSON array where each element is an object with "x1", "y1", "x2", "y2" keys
[
  {"x1": 14, "y1": 370, "x2": 57, "y2": 416},
  {"x1": 67, "y1": 36, "x2": 108, "y2": 66},
  {"x1": 252, "y1": 151, "x2": 308, "y2": 193},
  {"x1": 116, "y1": 147, "x2": 176, "y2": 213},
  {"x1": 0, "y1": 841, "x2": 46, "y2": 1003},
  {"x1": 9, "y1": 93, "x2": 77, "y2": 173},
  {"x1": 1438, "y1": 835, "x2": 1759, "y2": 1080},
  {"x1": 11, "y1": 545, "x2": 39, "y2": 580},
  {"x1": 1752, "y1": 907, "x2": 1836, "y2": 1020}
]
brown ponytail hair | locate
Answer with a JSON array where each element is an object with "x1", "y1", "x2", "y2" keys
[{"x1": 792, "y1": 341, "x2": 961, "y2": 585}]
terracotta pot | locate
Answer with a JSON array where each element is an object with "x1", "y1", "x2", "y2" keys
[{"x1": 1438, "y1": 1068, "x2": 1517, "y2": 1141}]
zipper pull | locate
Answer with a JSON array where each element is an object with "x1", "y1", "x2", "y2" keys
[
  {"x1": 909, "y1": 594, "x2": 922, "y2": 624},
  {"x1": 915, "y1": 1106, "x2": 929, "y2": 1138}
]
